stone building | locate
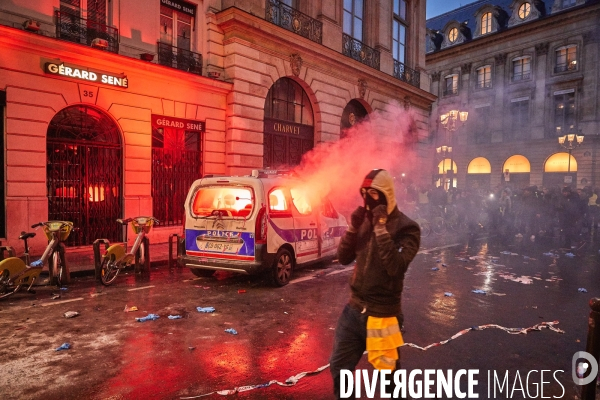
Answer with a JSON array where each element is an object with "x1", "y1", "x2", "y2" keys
[
  {"x1": 425, "y1": 0, "x2": 600, "y2": 193},
  {"x1": 0, "y1": 0, "x2": 435, "y2": 255}
]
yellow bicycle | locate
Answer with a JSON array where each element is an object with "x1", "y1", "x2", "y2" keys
[
  {"x1": 0, "y1": 221, "x2": 73, "y2": 299},
  {"x1": 100, "y1": 216, "x2": 159, "y2": 286}
]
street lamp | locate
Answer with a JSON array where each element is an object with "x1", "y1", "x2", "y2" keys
[
  {"x1": 558, "y1": 132, "x2": 584, "y2": 181},
  {"x1": 436, "y1": 145, "x2": 453, "y2": 190}
]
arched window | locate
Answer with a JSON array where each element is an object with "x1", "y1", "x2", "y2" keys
[
  {"x1": 518, "y1": 2, "x2": 531, "y2": 19},
  {"x1": 503, "y1": 155, "x2": 531, "y2": 173},
  {"x1": 448, "y1": 27, "x2": 458, "y2": 43},
  {"x1": 47, "y1": 105, "x2": 122, "y2": 246},
  {"x1": 545, "y1": 153, "x2": 577, "y2": 172},
  {"x1": 263, "y1": 78, "x2": 315, "y2": 167},
  {"x1": 481, "y1": 12, "x2": 492, "y2": 35},
  {"x1": 467, "y1": 157, "x2": 491, "y2": 174}
]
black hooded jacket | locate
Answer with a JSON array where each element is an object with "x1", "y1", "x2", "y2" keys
[{"x1": 337, "y1": 170, "x2": 421, "y2": 318}]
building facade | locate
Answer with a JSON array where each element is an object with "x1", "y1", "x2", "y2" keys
[
  {"x1": 0, "y1": 0, "x2": 435, "y2": 255},
  {"x1": 425, "y1": 0, "x2": 600, "y2": 193}
]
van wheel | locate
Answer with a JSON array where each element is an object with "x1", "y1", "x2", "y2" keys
[
  {"x1": 190, "y1": 268, "x2": 214, "y2": 278},
  {"x1": 271, "y1": 248, "x2": 294, "y2": 287}
]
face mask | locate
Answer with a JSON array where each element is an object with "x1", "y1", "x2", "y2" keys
[{"x1": 362, "y1": 188, "x2": 387, "y2": 211}]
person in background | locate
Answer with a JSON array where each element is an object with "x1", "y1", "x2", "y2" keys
[{"x1": 329, "y1": 169, "x2": 420, "y2": 399}]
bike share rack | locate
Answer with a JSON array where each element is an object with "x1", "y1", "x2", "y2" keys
[
  {"x1": 135, "y1": 236, "x2": 150, "y2": 274},
  {"x1": 168, "y1": 233, "x2": 182, "y2": 270},
  {"x1": 93, "y1": 239, "x2": 110, "y2": 281}
]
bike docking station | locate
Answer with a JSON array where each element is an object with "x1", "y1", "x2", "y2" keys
[
  {"x1": 168, "y1": 233, "x2": 183, "y2": 271},
  {"x1": 94, "y1": 217, "x2": 158, "y2": 286}
]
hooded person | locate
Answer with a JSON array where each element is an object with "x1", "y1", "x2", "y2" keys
[{"x1": 329, "y1": 169, "x2": 421, "y2": 399}]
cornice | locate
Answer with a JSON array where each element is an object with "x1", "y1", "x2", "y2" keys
[{"x1": 216, "y1": 7, "x2": 436, "y2": 107}]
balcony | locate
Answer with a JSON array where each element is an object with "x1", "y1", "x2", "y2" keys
[
  {"x1": 265, "y1": 0, "x2": 322, "y2": 44},
  {"x1": 443, "y1": 86, "x2": 458, "y2": 96},
  {"x1": 554, "y1": 61, "x2": 577, "y2": 73},
  {"x1": 512, "y1": 72, "x2": 531, "y2": 82},
  {"x1": 55, "y1": 11, "x2": 118, "y2": 53},
  {"x1": 393, "y1": 60, "x2": 420, "y2": 88},
  {"x1": 342, "y1": 34, "x2": 380, "y2": 70},
  {"x1": 476, "y1": 80, "x2": 492, "y2": 89},
  {"x1": 157, "y1": 42, "x2": 202, "y2": 76}
]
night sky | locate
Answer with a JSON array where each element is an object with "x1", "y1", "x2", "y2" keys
[{"x1": 427, "y1": 0, "x2": 479, "y2": 19}]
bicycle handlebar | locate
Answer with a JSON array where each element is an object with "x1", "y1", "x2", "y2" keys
[{"x1": 116, "y1": 217, "x2": 160, "y2": 226}]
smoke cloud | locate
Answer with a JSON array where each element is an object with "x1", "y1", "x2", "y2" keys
[{"x1": 291, "y1": 102, "x2": 422, "y2": 215}]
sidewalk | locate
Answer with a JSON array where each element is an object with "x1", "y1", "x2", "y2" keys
[{"x1": 65, "y1": 241, "x2": 174, "y2": 276}]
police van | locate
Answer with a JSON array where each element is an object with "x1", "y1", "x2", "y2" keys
[{"x1": 178, "y1": 170, "x2": 348, "y2": 286}]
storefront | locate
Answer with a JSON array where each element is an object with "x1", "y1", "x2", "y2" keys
[{"x1": 465, "y1": 157, "x2": 491, "y2": 191}]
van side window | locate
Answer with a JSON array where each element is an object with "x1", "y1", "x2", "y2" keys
[
  {"x1": 269, "y1": 189, "x2": 289, "y2": 212},
  {"x1": 321, "y1": 197, "x2": 339, "y2": 219},
  {"x1": 290, "y1": 187, "x2": 313, "y2": 215}
]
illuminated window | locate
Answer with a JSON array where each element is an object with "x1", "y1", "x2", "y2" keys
[
  {"x1": 555, "y1": 45, "x2": 577, "y2": 73},
  {"x1": 269, "y1": 188, "x2": 289, "y2": 212},
  {"x1": 553, "y1": 91, "x2": 575, "y2": 136},
  {"x1": 437, "y1": 159, "x2": 457, "y2": 174},
  {"x1": 545, "y1": 153, "x2": 577, "y2": 172},
  {"x1": 512, "y1": 57, "x2": 531, "y2": 81},
  {"x1": 504, "y1": 155, "x2": 531, "y2": 173},
  {"x1": 343, "y1": 0, "x2": 364, "y2": 41},
  {"x1": 481, "y1": 12, "x2": 492, "y2": 35},
  {"x1": 291, "y1": 187, "x2": 314, "y2": 215},
  {"x1": 444, "y1": 74, "x2": 458, "y2": 96},
  {"x1": 518, "y1": 2, "x2": 531, "y2": 19},
  {"x1": 467, "y1": 157, "x2": 491, "y2": 174},
  {"x1": 448, "y1": 27, "x2": 458, "y2": 43},
  {"x1": 192, "y1": 187, "x2": 254, "y2": 217},
  {"x1": 392, "y1": 0, "x2": 408, "y2": 65},
  {"x1": 476, "y1": 66, "x2": 492, "y2": 89}
]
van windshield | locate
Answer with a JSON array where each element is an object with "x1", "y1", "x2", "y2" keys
[{"x1": 191, "y1": 187, "x2": 254, "y2": 218}]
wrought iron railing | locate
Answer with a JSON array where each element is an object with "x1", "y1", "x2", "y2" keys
[
  {"x1": 342, "y1": 34, "x2": 380, "y2": 70},
  {"x1": 443, "y1": 86, "x2": 458, "y2": 96},
  {"x1": 554, "y1": 62, "x2": 577, "y2": 73},
  {"x1": 157, "y1": 42, "x2": 202, "y2": 76},
  {"x1": 476, "y1": 80, "x2": 492, "y2": 89},
  {"x1": 512, "y1": 72, "x2": 531, "y2": 81},
  {"x1": 55, "y1": 11, "x2": 119, "y2": 53},
  {"x1": 265, "y1": 0, "x2": 322, "y2": 44},
  {"x1": 393, "y1": 60, "x2": 420, "y2": 88}
]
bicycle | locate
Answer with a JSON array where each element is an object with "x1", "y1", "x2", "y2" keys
[
  {"x1": 100, "y1": 216, "x2": 159, "y2": 286},
  {"x1": 0, "y1": 221, "x2": 73, "y2": 299}
]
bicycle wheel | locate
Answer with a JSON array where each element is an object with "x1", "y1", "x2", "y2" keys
[
  {"x1": 416, "y1": 218, "x2": 431, "y2": 237},
  {"x1": 100, "y1": 254, "x2": 120, "y2": 286},
  {"x1": 432, "y1": 216, "x2": 446, "y2": 235},
  {"x1": 51, "y1": 250, "x2": 67, "y2": 288}
]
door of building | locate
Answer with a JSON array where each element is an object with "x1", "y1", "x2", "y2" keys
[{"x1": 47, "y1": 105, "x2": 122, "y2": 246}]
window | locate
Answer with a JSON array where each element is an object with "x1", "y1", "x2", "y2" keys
[
  {"x1": 476, "y1": 66, "x2": 492, "y2": 89},
  {"x1": 448, "y1": 27, "x2": 458, "y2": 43},
  {"x1": 291, "y1": 187, "x2": 314, "y2": 215},
  {"x1": 553, "y1": 91, "x2": 575, "y2": 136},
  {"x1": 481, "y1": 12, "x2": 492, "y2": 35},
  {"x1": 269, "y1": 188, "x2": 289, "y2": 212},
  {"x1": 160, "y1": 4, "x2": 192, "y2": 50},
  {"x1": 443, "y1": 75, "x2": 458, "y2": 96},
  {"x1": 392, "y1": 0, "x2": 408, "y2": 65},
  {"x1": 474, "y1": 106, "x2": 492, "y2": 144},
  {"x1": 512, "y1": 57, "x2": 531, "y2": 81},
  {"x1": 343, "y1": 0, "x2": 364, "y2": 41},
  {"x1": 264, "y1": 78, "x2": 314, "y2": 126},
  {"x1": 508, "y1": 99, "x2": 530, "y2": 140},
  {"x1": 60, "y1": 0, "x2": 107, "y2": 23},
  {"x1": 518, "y1": 2, "x2": 531, "y2": 19},
  {"x1": 562, "y1": 0, "x2": 576, "y2": 7},
  {"x1": 152, "y1": 120, "x2": 201, "y2": 226},
  {"x1": 555, "y1": 45, "x2": 577, "y2": 73},
  {"x1": 191, "y1": 187, "x2": 253, "y2": 218}
]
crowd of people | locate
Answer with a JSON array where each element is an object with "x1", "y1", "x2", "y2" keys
[{"x1": 399, "y1": 182, "x2": 600, "y2": 248}]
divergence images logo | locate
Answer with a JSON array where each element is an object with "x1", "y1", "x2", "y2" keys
[{"x1": 572, "y1": 351, "x2": 599, "y2": 385}]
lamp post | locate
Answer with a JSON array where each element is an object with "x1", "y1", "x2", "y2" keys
[
  {"x1": 558, "y1": 132, "x2": 584, "y2": 184},
  {"x1": 436, "y1": 145, "x2": 452, "y2": 190},
  {"x1": 438, "y1": 109, "x2": 468, "y2": 189}
]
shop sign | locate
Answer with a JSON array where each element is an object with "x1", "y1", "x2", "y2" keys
[
  {"x1": 161, "y1": 0, "x2": 196, "y2": 17},
  {"x1": 45, "y1": 62, "x2": 128, "y2": 88},
  {"x1": 152, "y1": 114, "x2": 205, "y2": 132},
  {"x1": 264, "y1": 118, "x2": 313, "y2": 140}
]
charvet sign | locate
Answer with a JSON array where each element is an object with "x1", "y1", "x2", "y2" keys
[
  {"x1": 264, "y1": 118, "x2": 313, "y2": 139},
  {"x1": 151, "y1": 114, "x2": 205, "y2": 132},
  {"x1": 45, "y1": 62, "x2": 128, "y2": 88}
]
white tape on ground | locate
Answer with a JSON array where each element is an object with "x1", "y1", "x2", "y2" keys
[
  {"x1": 40, "y1": 297, "x2": 84, "y2": 306},
  {"x1": 127, "y1": 285, "x2": 155, "y2": 291}
]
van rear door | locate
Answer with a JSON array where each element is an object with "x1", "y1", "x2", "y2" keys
[
  {"x1": 185, "y1": 185, "x2": 256, "y2": 261},
  {"x1": 290, "y1": 186, "x2": 319, "y2": 264}
]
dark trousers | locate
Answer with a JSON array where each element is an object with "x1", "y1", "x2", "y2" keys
[{"x1": 329, "y1": 304, "x2": 403, "y2": 399}]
